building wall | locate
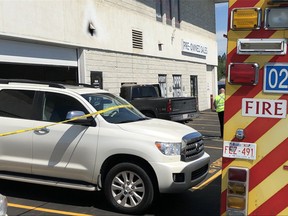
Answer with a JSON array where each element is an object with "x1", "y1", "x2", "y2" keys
[
  {"x1": 0, "y1": 0, "x2": 218, "y2": 111},
  {"x1": 0, "y1": 0, "x2": 217, "y2": 63},
  {"x1": 82, "y1": 0, "x2": 218, "y2": 111},
  {"x1": 84, "y1": 49, "x2": 212, "y2": 111}
]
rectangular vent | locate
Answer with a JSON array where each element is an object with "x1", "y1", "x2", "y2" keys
[{"x1": 132, "y1": 29, "x2": 143, "y2": 49}]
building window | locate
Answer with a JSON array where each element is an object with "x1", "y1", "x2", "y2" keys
[
  {"x1": 173, "y1": 75, "x2": 182, "y2": 97},
  {"x1": 190, "y1": 75, "x2": 198, "y2": 97},
  {"x1": 171, "y1": 0, "x2": 180, "y2": 28},
  {"x1": 156, "y1": 0, "x2": 163, "y2": 22},
  {"x1": 163, "y1": 0, "x2": 172, "y2": 25},
  {"x1": 156, "y1": 0, "x2": 180, "y2": 27},
  {"x1": 158, "y1": 74, "x2": 167, "y2": 97}
]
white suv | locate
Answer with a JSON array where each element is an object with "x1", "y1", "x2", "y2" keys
[{"x1": 0, "y1": 79, "x2": 210, "y2": 214}]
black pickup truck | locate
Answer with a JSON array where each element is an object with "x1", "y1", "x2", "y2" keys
[{"x1": 120, "y1": 84, "x2": 198, "y2": 122}]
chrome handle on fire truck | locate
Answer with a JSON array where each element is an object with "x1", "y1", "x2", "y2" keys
[{"x1": 235, "y1": 128, "x2": 245, "y2": 140}]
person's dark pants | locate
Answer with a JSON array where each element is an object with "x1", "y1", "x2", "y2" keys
[{"x1": 217, "y1": 111, "x2": 224, "y2": 138}]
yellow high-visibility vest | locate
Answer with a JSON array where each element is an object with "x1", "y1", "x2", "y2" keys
[{"x1": 215, "y1": 93, "x2": 225, "y2": 112}]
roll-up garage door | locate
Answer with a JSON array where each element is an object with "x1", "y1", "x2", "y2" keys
[{"x1": 0, "y1": 39, "x2": 78, "y2": 83}]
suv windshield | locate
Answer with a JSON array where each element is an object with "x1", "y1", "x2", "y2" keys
[{"x1": 82, "y1": 93, "x2": 147, "y2": 123}]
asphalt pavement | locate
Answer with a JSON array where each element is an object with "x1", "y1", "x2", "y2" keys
[{"x1": 186, "y1": 109, "x2": 221, "y2": 139}]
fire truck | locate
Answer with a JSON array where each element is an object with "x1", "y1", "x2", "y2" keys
[{"x1": 221, "y1": 0, "x2": 288, "y2": 215}]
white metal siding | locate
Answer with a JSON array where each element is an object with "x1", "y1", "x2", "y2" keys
[{"x1": 0, "y1": 39, "x2": 77, "y2": 66}]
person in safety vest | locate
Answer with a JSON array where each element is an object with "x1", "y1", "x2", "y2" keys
[{"x1": 214, "y1": 88, "x2": 225, "y2": 138}]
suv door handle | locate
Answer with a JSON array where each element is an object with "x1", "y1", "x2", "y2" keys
[{"x1": 34, "y1": 127, "x2": 50, "y2": 134}]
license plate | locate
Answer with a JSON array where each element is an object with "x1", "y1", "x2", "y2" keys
[
  {"x1": 223, "y1": 141, "x2": 257, "y2": 160},
  {"x1": 264, "y1": 64, "x2": 288, "y2": 94},
  {"x1": 183, "y1": 114, "x2": 188, "y2": 119}
]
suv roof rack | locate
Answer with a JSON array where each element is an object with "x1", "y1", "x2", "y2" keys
[
  {"x1": 76, "y1": 83, "x2": 97, "y2": 88},
  {"x1": 0, "y1": 79, "x2": 99, "y2": 89},
  {"x1": 0, "y1": 79, "x2": 66, "y2": 89}
]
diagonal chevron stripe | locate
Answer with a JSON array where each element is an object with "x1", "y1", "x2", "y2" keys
[
  {"x1": 249, "y1": 184, "x2": 288, "y2": 215},
  {"x1": 249, "y1": 138, "x2": 288, "y2": 190},
  {"x1": 230, "y1": 0, "x2": 263, "y2": 8},
  {"x1": 223, "y1": 94, "x2": 288, "y2": 170},
  {"x1": 278, "y1": 207, "x2": 288, "y2": 216},
  {"x1": 221, "y1": 116, "x2": 288, "y2": 194}
]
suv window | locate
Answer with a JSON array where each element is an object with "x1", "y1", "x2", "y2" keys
[
  {"x1": 82, "y1": 93, "x2": 146, "y2": 124},
  {"x1": 132, "y1": 86, "x2": 158, "y2": 98},
  {"x1": 42, "y1": 92, "x2": 88, "y2": 122},
  {"x1": 0, "y1": 89, "x2": 35, "y2": 119}
]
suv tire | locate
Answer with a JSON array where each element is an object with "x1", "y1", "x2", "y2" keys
[{"x1": 104, "y1": 162, "x2": 154, "y2": 214}]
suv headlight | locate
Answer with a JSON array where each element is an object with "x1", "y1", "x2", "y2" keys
[
  {"x1": 0, "y1": 194, "x2": 7, "y2": 216},
  {"x1": 155, "y1": 142, "x2": 182, "y2": 156}
]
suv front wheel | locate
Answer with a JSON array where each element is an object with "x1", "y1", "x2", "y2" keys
[{"x1": 104, "y1": 162, "x2": 154, "y2": 214}]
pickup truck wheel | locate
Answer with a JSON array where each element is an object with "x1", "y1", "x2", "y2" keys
[{"x1": 104, "y1": 162, "x2": 154, "y2": 214}]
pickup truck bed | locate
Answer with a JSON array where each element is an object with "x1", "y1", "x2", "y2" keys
[{"x1": 120, "y1": 84, "x2": 199, "y2": 122}]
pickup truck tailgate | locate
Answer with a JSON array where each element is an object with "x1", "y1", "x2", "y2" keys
[{"x1": 171, "y1": 97, "x2": 197, "y2": 113}]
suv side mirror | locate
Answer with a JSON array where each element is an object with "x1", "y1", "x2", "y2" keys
[{"x1": 66, "y1": 111, "x2": 96, "y2": 127}]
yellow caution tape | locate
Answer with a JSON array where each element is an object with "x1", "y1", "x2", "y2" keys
[{"x1": 0, "y1": 104, "x2": 133, "y2": 137}]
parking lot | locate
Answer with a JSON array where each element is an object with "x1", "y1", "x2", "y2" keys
[{"x1": 3, "y1": 110, "x2": 223, "y2": 216}]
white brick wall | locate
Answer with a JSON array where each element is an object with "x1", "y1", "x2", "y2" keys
[{"x1": 85, "y1": 49, "x2": 211, "y2": 111}]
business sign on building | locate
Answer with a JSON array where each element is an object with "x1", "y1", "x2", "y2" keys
[{"x1": 182, "y1": 39, "x2": 208, "y2": 56}]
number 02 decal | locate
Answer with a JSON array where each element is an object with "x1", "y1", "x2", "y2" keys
[
  {"x1": 264, "y1": 64, "x2": 288, "y2": 93},
  {"x1": 268, "y1": 68, "x2": 288, "y2": 89}
]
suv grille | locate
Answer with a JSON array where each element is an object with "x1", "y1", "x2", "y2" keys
[
  {"x1": 181, "y1": 132, "x2": 204, "y2": 162},
  {"x1": 191, "y1": 164, "x2": 209, "y2": 180}
]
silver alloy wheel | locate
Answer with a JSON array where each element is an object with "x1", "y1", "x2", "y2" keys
[{"x1": 111, "y1": 170, "x2": 145, "y2": 208}]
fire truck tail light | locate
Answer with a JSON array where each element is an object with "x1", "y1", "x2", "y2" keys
[
  {"x1": 228, "y1": 63, "x2": 259, "y2": 85},
  {"x1": 231, "y1": 8, "x2": 261, "y2": 30},
  {"x1": 264, "y1": 7, "x2": 288, "y2": 29},
  {"x1": 228, "y1": 167, "x2": 247, "y2": 182},
  {"x1": 227, "y1": 196, "x2": 246, "y2": 210},
  {"x1": 228, "y1": 182, "x2": 246, "y2": 195},
  {"x1": 226, "y1": 167, "x2": 249, "y2": 215},
  {"x1": 237, "y1": 38, "x2": 287, "y2": 55}
]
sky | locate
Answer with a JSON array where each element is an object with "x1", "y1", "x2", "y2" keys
[{"x1": 215, "y1": 3, "x2": 229, "y2": 56}]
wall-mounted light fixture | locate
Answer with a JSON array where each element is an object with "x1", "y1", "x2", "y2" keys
[
  {"x1": 88, "y1": 22, "x2": 96, "y2": 36},
  {"x1": 158, "y1": 41, "x2": 163, "y2": 51}
]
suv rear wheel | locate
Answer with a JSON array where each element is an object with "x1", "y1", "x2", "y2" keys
[{"x1": 104, "y1": 162, "x2": 154, "y2": 214}]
